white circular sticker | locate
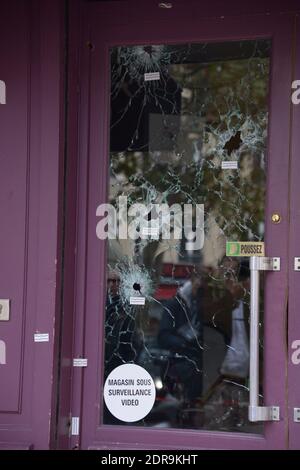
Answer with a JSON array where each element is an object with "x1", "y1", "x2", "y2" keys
[{"x1": 104, "y1": 364, "x2": 156, "y2": 422}]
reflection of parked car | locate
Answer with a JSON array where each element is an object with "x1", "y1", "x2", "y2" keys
[
  {"x1": 148, "y1": 263, "x2": 224, "y2": 401},
  {"x1": 153, "y1": 263, "x2": 195, "y2": 302}
]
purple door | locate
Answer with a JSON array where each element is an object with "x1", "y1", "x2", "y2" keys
[
  {"x1": 72, "y1": 1, "x2": 295, "y2": 450},
  {"x1": 288, "y1": 14, "x2": 300, "y2": 451}
]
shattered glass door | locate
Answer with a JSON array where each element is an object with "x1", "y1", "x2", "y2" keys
[{"x1": 102, "y1": 40, "x2": 270, "y2": 432}]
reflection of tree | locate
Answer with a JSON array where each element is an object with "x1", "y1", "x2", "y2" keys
[{"x1": 109, "y1": 49, "x2": 269, "y2": 270}]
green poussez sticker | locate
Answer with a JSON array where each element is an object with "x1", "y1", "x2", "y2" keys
[{"x1": 226, "y1": 241, "x2": 265, "y2": 257}]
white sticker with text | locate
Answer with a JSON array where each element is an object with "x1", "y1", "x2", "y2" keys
[
  {"x1": 144, "y1": 72, "x2": 160, "y2": 81},
  {"x1": 222, "y1": 161, "x2": 238, "y2": 170},
  {"x1": 34, "y1": 333, "x2": 49, "y2": 343},
  {"x1": 104, "y1": 364, "x2": 156, "y2": 422},
  {"x1": 130, "y1": 296, "x2": 145, "y2": 306}
]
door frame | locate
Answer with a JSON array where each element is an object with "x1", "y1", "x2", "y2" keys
[
  {"x1": 287, "y1": 13, "x2": 300, "y2": 451},
  {"x1": 69, "y1": 0, "x2": 298, "y2": 450}
]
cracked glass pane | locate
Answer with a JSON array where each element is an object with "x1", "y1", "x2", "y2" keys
[{"x1": 102, "y1": 39, "x2": 270, "y2": 433}]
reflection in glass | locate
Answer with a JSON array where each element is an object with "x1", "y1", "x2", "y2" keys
[{"x1": 102, "y1": 40, "x2": 270, "y2": 432}]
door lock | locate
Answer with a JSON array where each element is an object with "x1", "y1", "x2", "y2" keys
[{"x1": 271, "y1": 213, "x2": 281, "y2": 224}]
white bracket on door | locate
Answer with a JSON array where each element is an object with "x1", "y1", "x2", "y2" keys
[
  {"x1": 294, "y1": 408, "x2": 300, "y2": 422},
  {"x1": 249, "y1": 406, "x2": 280, "y2": 422},
  {"x1": 294, "y1": 258, "x2": 300, "y2": 271},
  {"x1": 251, "y1": 257, "x2": 280, "y2": 271},
  {"x1": 71, "y1": 417, "x2": 80, "y2": 436}
]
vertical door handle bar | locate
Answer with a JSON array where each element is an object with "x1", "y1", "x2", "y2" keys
[{"x1": 248, "y1": 256, "x2": 280, "y2": 422}]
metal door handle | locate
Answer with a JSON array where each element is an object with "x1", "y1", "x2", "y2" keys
[{"x1": 248, "y1": 256, "x2": 280, "y2": 422}]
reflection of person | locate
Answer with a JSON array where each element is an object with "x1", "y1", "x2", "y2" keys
[
  {"x1": 104, "y1": 271, "x2": 143, "y2": 424},
  {"x1": 202, "y1": 259, "x2": 251, "y2": 345},
  {"x1": 158, "y1": 273, "x2": 204, "y2": 402},
  {"x1": 105, "y1": 271, "x2": 141, "y2": 376},
  {"x1": 223, "y1": 258, "x2": 250, "y2": 304},
  {"x1": 220, "y1": 259, "x2": 251, "y2": 380}
]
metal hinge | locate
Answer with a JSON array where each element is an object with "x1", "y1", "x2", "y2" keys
[
  {"x1": 250, "y1": 257, "x2": 280, "y2": 271},
  {"x1": 249, "y1": 406, "x2": 280, "y2": 422},
  {"x1": 294, "y1": 408, "x2": 300, "y2": 422},
  {"x1": 294, "y1": 258, "x2": 300, "y2": 271},
  {"x1": 71, "y1": 417, "x2": 80, "y2": 436}
]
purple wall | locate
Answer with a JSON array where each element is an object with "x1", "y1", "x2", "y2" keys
[{"x1": 0, "y1": 0, "x2": 65, "y2": 449}]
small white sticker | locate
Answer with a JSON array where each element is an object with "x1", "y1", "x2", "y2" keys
[
  {"x1": 222, "y1": 161, "x2": 238, "y2": 170},
  {"x1": 34, "y1": 333, "x2": 49, "y2": 343},
  {"x1": 142, "y1": 226, "x2": 159, "y2": 238},
  {"x1": 104, "y1": 364, "x2": 156, "y2": 422},
  {"x1": 73, "y1": 358, "x2": 88, "y2": 367},
  {"x1": 144, "y1": 72, "x2": 160, "y2": 82},
  {"x1": 130, "y1": 296, "x2": 145, "y2": 306}
]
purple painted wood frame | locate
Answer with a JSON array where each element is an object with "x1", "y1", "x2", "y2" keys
[
  {"x1": 75, "y1": 0, "x2": 296, "y2": 450},
  {"x1": 0, "y1": 0, "x2": 65, "y2": 449},
  {"x1": 288, "y1": 15, "x2": 300, "y2": 450},
  {"x1": 54, "y1": 0, "x2": 83, "y2": 451}
]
